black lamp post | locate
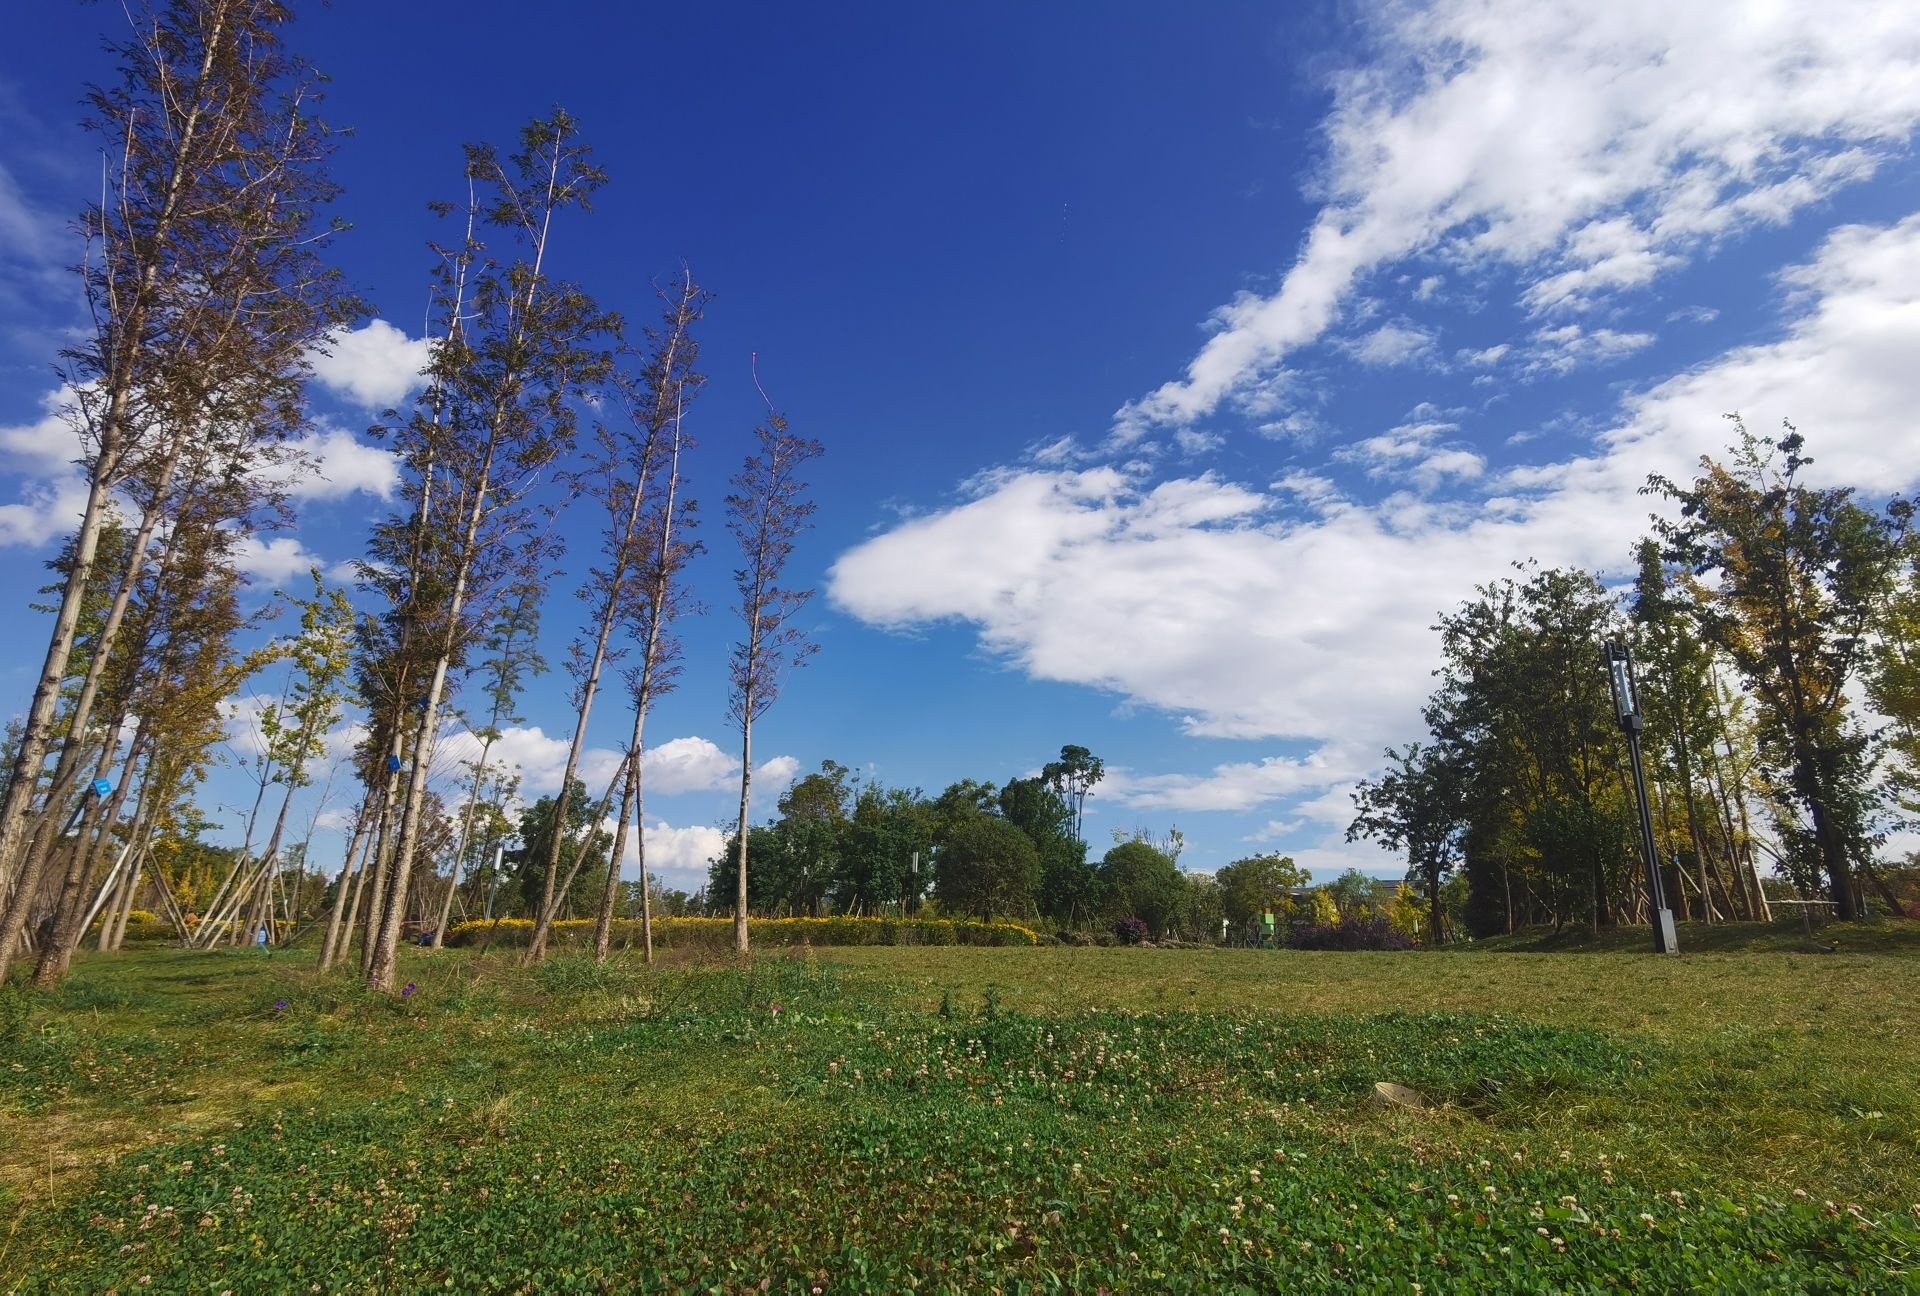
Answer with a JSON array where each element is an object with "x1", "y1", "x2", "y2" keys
[{"x1": 1604, "y1": 640, "x2": 1678, "y2": 955}]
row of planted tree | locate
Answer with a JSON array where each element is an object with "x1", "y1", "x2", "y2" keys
[
  {"x1": 0, "y1": 1, "x2": 820, "y2": 991},
  {"x1": 1349, "y1": 421, "x2": 1920, "y2": 942}
]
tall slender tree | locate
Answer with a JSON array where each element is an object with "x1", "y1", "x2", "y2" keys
[
  {"x1": 363, "y1": 112, "x2": 616, "y2": 992},
  {"x1": 724, "y1": 377, "x2": 823, "y2": 954},
  {"x1": 528, "y1": 274, "x2": 704, "y2": 963},
  {"x1": 593, "y1": 273, "x2": 706, "y2": 963},
  {"x1": 0, "y1": 0, "x2": 357, "y2": 975},
  {"x1": 1867, "y1": 519, "x2": 1920, "y2": 827},
  {"x1": 1042, "y1": 745, "x2": 1105, "y2": 844}
]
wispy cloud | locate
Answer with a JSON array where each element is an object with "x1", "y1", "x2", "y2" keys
[{"x1": 1111, "y1": 0, "x2": 1920, "y2": 439}]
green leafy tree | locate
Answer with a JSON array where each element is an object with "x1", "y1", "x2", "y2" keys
[
  {"x1": 1000, "y1": 777, "x2": 1096, "y2": 926},
  {"x1": 1182, "y1": 872, "x2": 1225, "y2": 943},
  {"x1": 933, "y1": 817, "x2": 1039, "y2": 923},
  {"x1": 708, "y1": 823, "x2": 790, "y2": 915},
  {"x1": 776, "y1": 761, "x2": 851, "y2": 917},
  {"x1": 1425, "y1": 565, "x2": 1634, "y2": 935},
  {"x1": 1097, "y1": 840, "x2": 1184, "y2": 938},
  {"x1": 837, "y1": 782, "x2": 934, "y2": 915},
  {"x1": 1867, "y1": 524, "x2": 1920, "y2": 823},
  {"x1": 1631, "y1": 538, "x2": 1769, "y2": 921},
  {"x1": 1215, "y1": 852, "x2": 1310, "y2": 937},
  {"x1": 1324, "y1": 869, "x2": 1379, "y2": 920},
  {"x1": 511, "y1": 780, "x2": 610, "y2": 921},
  {"x1": 1348, "y1": 742, "x2": 1463, "y2": 944},
  {"x1": 1648, "y1": 420, "x2": 1905, "y2": 918},
  {"x1": 931, "y1": 779, "x2": 998, "y2": 842}
]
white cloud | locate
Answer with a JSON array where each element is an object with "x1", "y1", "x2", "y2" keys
[
  {"x1": 1607, "y1": 214, "x2": 1920, "y2": 490},
  {"x1": 1113, "y1": 0, "x2": 1920, "y2": 436},
  {"x1": 831, "y1": 213, "x2": 1920, "y2": 753},
  {"x1": 1174, "y1": 428, "x2": 1225, "y2": 456},
  {"x1": 231, "y1": 534, "x2": 327, "y2": 584},
  {"x1": 1105, "y1": 750, "x2": 1358, "y2": 813},
  {"x1": 432, "y1": 725, "x2": 794, "y2": 809},
  {"x1": 1666, "y1": 304, "x2": 1720, "y2": 325},
  {"x1": 1525, "y1": 324, "x2": 1656, "y2": 374},
  {"x1": 321, "y1": 721, "x2": 367, "y2": 765},
  {"x1": 0, "y1": 387, "x2": 90, "y2": 547},
  {"x1": 756, "y1": 755, "x2": 801, "y2": 796},
  {"x1": 643, "y1": 736, "x2": 738, "y2": 795},
  {"x1": 308, "y1": 320, "x2": 431, "y2": 410},
  {"x1": 0, "y1": 473, "x2": 88, "y2": 547},
  {"x1": 312, "y1": 806, "x2": 358, "y2": 833},
  {"x1": 610, "y1": 818, "x2": 727, "y2": 888},
  {"x1": 220, "y1": 692, "x2": 280, "y2": 761},
  {"x1": 0, "y1": 161, "x2": 58, "y2": 268},
  {"x1": 278, "y1": 426, "x2": 399, "y2": 501},
  {"x1": 1336, "y1": 419, "x2": 1485, "y2": 490},
  {"x1": 1348, "y1": 320, "x2": 1435, "y2": 366},
  {"x1": 0, "y1": 386, "x2": 79, "y2": 474},
  {"x1": 435, "y1": 725, "x2": 608, "y2": 796},
  {"x1": 1255, "y1": 412, "x2": 1324, "y2": 442},
  {"x1": 0, "y1": 393, "x2": 394, "y2": 555}
]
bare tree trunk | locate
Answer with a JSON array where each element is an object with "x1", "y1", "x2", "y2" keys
[
  {"x1": 34, "y1": 735, "x2": 147, "y2": 987},
  {"x1": 593, "y1": 751, "x2": 635, "y2": 962},
  {"x1": 358, "y1": 788, "x2": 401, "y2": 978},
  {"x1": 0, "y1": 488, "x2": 122, "y2": 982},
  {"x1": 355, "y1": 742, "x2": 406, "y2": 978},
  {"x1": 431, "y1": 731, "x2": 498, "y2": 950},
  {"x1": 97, "y1": 832, "x2": 143, "y2": 954},
  {"x1": 107, "y1": 848, "x2": 145, "y2": 951},
  {"x1": 734, "y1": 712, "x2": 754, "y2": 956}
]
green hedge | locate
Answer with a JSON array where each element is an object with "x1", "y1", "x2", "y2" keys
[{"x1": 443, "y1": 914, "x2": 1039, "y2": 950}]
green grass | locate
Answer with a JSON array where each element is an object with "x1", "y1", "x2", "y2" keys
[{"x1": 2, "y1": 932, "x2": 1918, "y2": 1292}]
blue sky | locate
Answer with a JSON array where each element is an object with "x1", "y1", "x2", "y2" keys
[{"x1": 4, "y1": 1, "x2": 1920, "y2": 894}]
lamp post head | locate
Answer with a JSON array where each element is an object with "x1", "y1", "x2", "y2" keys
[{"x1": 1604, "y1": 639, "x2": 1642, "y2": 731}]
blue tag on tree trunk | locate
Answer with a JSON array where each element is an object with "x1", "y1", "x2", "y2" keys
[{"x1": 91, "y1": 779, "x2": 112, "y2": 798}]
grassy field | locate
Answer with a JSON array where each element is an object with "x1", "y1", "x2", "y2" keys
[{"x1": 2, "y1": 925, "x2": 1917, "y2": 1292}]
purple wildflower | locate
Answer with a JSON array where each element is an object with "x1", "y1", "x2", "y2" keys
[{"x1": 401, "y1": 982, "x2": 417, "y2": 999}]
